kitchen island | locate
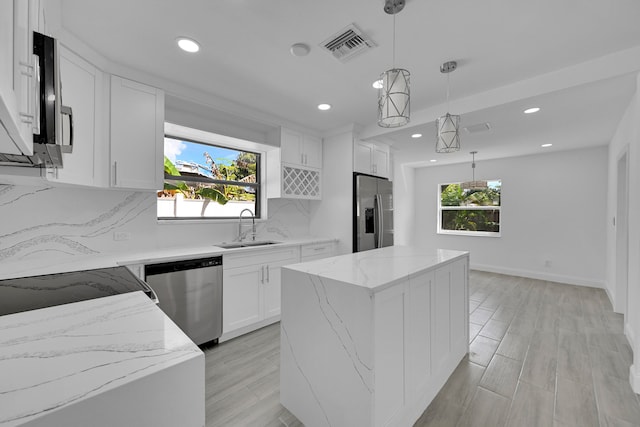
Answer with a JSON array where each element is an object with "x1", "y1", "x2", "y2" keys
[
  {"x1": 280, "y1": 246, "x2": 469, "y2": 427},
  {"x1": 0, "y1": 292, "x2": 204, "y2": 427}
]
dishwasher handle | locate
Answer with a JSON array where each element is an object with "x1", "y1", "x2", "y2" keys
[{"x1": 145, "y1": 256, "x2": 223, "y2": 276}]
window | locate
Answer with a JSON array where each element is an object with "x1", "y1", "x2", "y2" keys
[
  {"x1": 158, "y1": 125, "x2": 263, "y2": 220},
  {"x1": 438, "y1": 180, "x2": 501, "y2": 236}
]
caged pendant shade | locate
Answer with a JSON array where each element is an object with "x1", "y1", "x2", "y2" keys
[
  {"x1": 435, "y1": 61, "x2": 461, "y2": 153},
  {"x1": 435, "y1": 113, "x2": 461, "y2": 153},
  {"x1": 378, "y1": 68, "x2": 410, "y2": 128},
  {"x1": 378, "y1": 0, "x2": 410, "y2": 128}
]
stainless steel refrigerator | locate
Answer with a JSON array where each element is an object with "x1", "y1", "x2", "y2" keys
[{"x1": 353, "y1": 173, "x2": 394, "y2": 252}]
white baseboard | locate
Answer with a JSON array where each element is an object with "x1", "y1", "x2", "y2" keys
[
  {"x1": 630, "y1": 365, "x2": 640, "y2": 394},
  {"x1": 471, "y1": 263, "x2": 605, "y2": 288},
  {"x1": 219, "y1": 315, "x2": 280, "y2": 343}
]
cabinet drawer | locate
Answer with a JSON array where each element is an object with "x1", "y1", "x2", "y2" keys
[
  {"x1": 224, "y1": 246, "x2": 300, "y2": 270},
  {"x1": 301, "y1": 242, "x2": 335, "y2": 260}
]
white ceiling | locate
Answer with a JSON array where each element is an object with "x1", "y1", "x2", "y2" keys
[{"x1": 59, "y1": 0, "x2": 640, "y2": 165}]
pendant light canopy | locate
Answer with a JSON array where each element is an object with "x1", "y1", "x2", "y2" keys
[
  {"x1": 436, "y1": 61, "x2": 461, "y2": 153},
  {"x1": 378, "y1": 0, "x2": 410, "y2": 128}
]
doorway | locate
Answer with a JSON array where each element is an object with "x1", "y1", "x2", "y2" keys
[{"x1": 615, "y1": 151, "x2": 629, "y2": 315}]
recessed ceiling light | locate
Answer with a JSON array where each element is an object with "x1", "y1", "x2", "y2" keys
[
  {"x1": 411, "y1": 133, "x2": 422, "y2": 138},
  {"x1": 372, "y1": 79, "x2": 383, "y2": 89},
  {"x1": 317, "y1": 103, "x2": 331, "y2": 111},
  {"x1": 290, "y1": 43, "x2": 310, "y2": 57},
  {"x1": 430, "y1": 159, "x2": 437, "y2": 163},
  {"x1": 177, "y1": 37, "x2": 200, "y2": 53},
  {"x1": 541, "y1": 143, "x2": 552, "y2": 147},
  {"x1": 524, "y1": 107, "x2": 540, "y2": 114}
]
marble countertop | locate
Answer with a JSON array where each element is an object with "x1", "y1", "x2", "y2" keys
[
  {"x1": 0, "y1": 236, "x2": 337, "y2": 280},
  {"x1": 284, "y1": 246, "x2": 468, "y2": 292},
  {"x1": 0, "y1": 291, "x2": 202, "y2": 426}
]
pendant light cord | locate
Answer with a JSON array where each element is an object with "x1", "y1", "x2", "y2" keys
[
  {"x1": 392, "y1": 12, "x2": 396, "y2": 69},
  {"x1": 446, "y1": 72, "x2": 450, "y2": 113}
]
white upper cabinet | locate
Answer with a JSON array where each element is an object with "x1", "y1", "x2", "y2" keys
[
  {"x1": 44, "y1": 45, "x2": 107, "y2": 186},
  {"x1": 280, "y1": 127, "x2": 322, "y2": 169},
  {"x1": 267, "y1": 127, "x2": 323, "y2": 200},
  {"x1": 109, "y1": 75, "x2": 165, "y2": 191},
  {"x1": 0, "y1": 0, "x2": 37, "y2": 156},
  {"x1": 354, "y1": 139, "x2": 390, "y2": 179}
]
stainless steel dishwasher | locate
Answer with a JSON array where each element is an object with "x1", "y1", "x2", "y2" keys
[{"x1": 145, "y1": 256, "x2": 222, "y2": 345}]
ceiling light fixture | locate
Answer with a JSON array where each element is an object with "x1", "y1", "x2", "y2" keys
[
  {"x1": 290, "y1": 43, "x2": 310, "y2": 57},
  {"x1": 541, "y1": 143, "x2": 552, "y2": 147},
  {"x1": 377, "y1": 0, "x2": 410, "y2": 128},
  {"x1": 317, "y1": 103, "x2": 331, "y2": 111},
  {"x1": 176, "y1": 37, "x2": 200, "y2": 53},
  {"x1": 524, "y1": 107, "x2": 540, "y2": 114},
  {"x1": 435, "y1": 61, "x2": 461, "y2": 153},
  {"x1": 430, "y1": 159, "x2": 437, "y2": 163},
  {"x1": 411, "y1": 133, "x2": 422, "y2": 138},
  {"x1": 461, "y1": 151, "x2": 486, "y2": 190},
  {"x1": 372, "y1": 79, "x2": 383, "y2": 89}
]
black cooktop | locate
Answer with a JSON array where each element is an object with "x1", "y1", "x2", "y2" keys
[{"x1": 0, "y1": 266, "x2": 156, "y2": 316}]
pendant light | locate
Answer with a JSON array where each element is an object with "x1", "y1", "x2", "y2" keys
[
  {"x1": 435, "y1": 61, "x2": 461, "y2": 153},
  {"x1": 378, "y1": 0, "x2": 410, "y2": 128},
  {"x1": 461, "y1": 151, "x2": 486, "y2": 190}
]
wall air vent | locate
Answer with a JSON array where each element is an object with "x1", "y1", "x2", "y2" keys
[
  {"x1": 321, "y1": 23, "x2": 376, "y2": 62},
  {"x1": 463, "y1": 122, "x2": 492, "y2": 134}
]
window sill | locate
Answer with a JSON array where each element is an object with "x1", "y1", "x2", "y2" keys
[{"x1": 437, "y1": 230, "x2": 501, "y2": 237}]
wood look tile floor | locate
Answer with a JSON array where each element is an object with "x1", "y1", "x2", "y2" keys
[{"x1": 203, "y1": 271, "x2": 640, "y2": 427}]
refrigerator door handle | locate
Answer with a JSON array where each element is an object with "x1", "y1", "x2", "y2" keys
[{"x1": 375, "y1": 194, "x2": 383, "y2": 248}]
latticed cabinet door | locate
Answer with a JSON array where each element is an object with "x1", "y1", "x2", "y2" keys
[{"x1": 281, "y1": 165, "x2": 321, "y2": 199}]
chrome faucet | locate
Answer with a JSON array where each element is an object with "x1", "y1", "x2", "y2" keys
[{"x1": 238, "y1": 208, "x2": 256, "y2": 242}]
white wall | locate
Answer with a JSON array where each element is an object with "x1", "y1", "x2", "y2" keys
[
  {"x1": 410, "y1": 147, "x2": 608, "y2": 288},
  {"x1": 607, "y1": 73, "x2": 640, "y2": 392},
  {"x1": 309, "y1": 130, "x2": 354, "y2": 255},
  {"x1": 0, "y1": 184, "x2": 310, "y2": 277}
]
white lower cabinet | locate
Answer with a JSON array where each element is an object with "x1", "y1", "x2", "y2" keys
[{"x1": 222, "y1": 246, "x2": 299, "y2": 338}]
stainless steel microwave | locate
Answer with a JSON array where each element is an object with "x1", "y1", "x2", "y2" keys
[{"x1": 0, "y1": 31, "x2": 73, "y2": 167}]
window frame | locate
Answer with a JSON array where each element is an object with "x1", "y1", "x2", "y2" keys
[
  {"x1": 159, "y1": 123, "x2": 268, "y2": 222},
  {"x1": 437, "y1": 180, "x2": 502, "y2": 237}
]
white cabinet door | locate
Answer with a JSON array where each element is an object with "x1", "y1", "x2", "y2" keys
[
  {"x1": 372, "y1": 144, "x2": 389, "y2": 178},
  {"x1": 263, "y1": 254, "x2": 298, "y2": 318},
  {"x1": 110, "y1": 75, "x2": 164, "y2": 190},
  {"x1": 263, "y1": 263, "x2": 281, "y2": 318},
  {"x1": 222, "y1": 264, "x2": 263, "y2": 333},
  {"x1": 280, "y1": 128, "x2": 303, "y2": 166},
  {"x1": 45, "y1": 45, "x2": 105, "y2": 186},
  {"x1": 280, "y1": 128, "x2": 322, "y2": 169},
  {"x1": 302, "y1": 134, "x2": 322, "y2": 169},
  {"x1": 354, "y1": 140, "x2": 372, "y2": 175},
  {"x1": 0, "y1": 0, "x2": 35, "y2": 156}
]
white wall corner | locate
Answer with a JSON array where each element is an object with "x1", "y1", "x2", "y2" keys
[{"x1": 604, "y1": 284, "x2": 615, "y2": 311}]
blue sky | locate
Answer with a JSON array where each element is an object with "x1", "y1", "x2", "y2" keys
[{"x1": 165, "y1": 137, "x2": 239, "y2": 176}]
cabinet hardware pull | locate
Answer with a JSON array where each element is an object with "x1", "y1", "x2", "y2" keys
[
  {"x1": 261, "y1": 266, "x2": 264, "y2": 284},
  {"x1": 266, "y1": 265, "x2": 270, "y2": 282},
  {"x1": 113, "y1": 161, "x2": 118, "y2": 186}
]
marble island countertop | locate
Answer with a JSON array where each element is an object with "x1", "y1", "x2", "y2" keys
[
  {"x1": 0, "y1": 291, "x2": 204, "y2": 427},
  {"x1": 285, "y1": 246, "x2": 468, "y2": 292}
]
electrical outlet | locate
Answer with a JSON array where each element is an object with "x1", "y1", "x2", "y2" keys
[{"x1": 113, "y1": 231, "x2": 132, "y2": 241}]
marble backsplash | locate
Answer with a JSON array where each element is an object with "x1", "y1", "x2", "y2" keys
[{"x1": 0, "y1": 184, "x2": 311, "y2": 269}]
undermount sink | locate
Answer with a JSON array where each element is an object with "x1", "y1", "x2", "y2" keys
[{"x1": 214, "y1": 240, "x2": 281, "y2": 249}]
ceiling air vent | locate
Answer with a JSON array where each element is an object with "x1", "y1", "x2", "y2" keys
[
  {"x1": 463, "y1": 122, "x2": 492, "y2": 134},
  {"x1": 321, "y1": 23, "x2": 376, "y2": 62}
]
